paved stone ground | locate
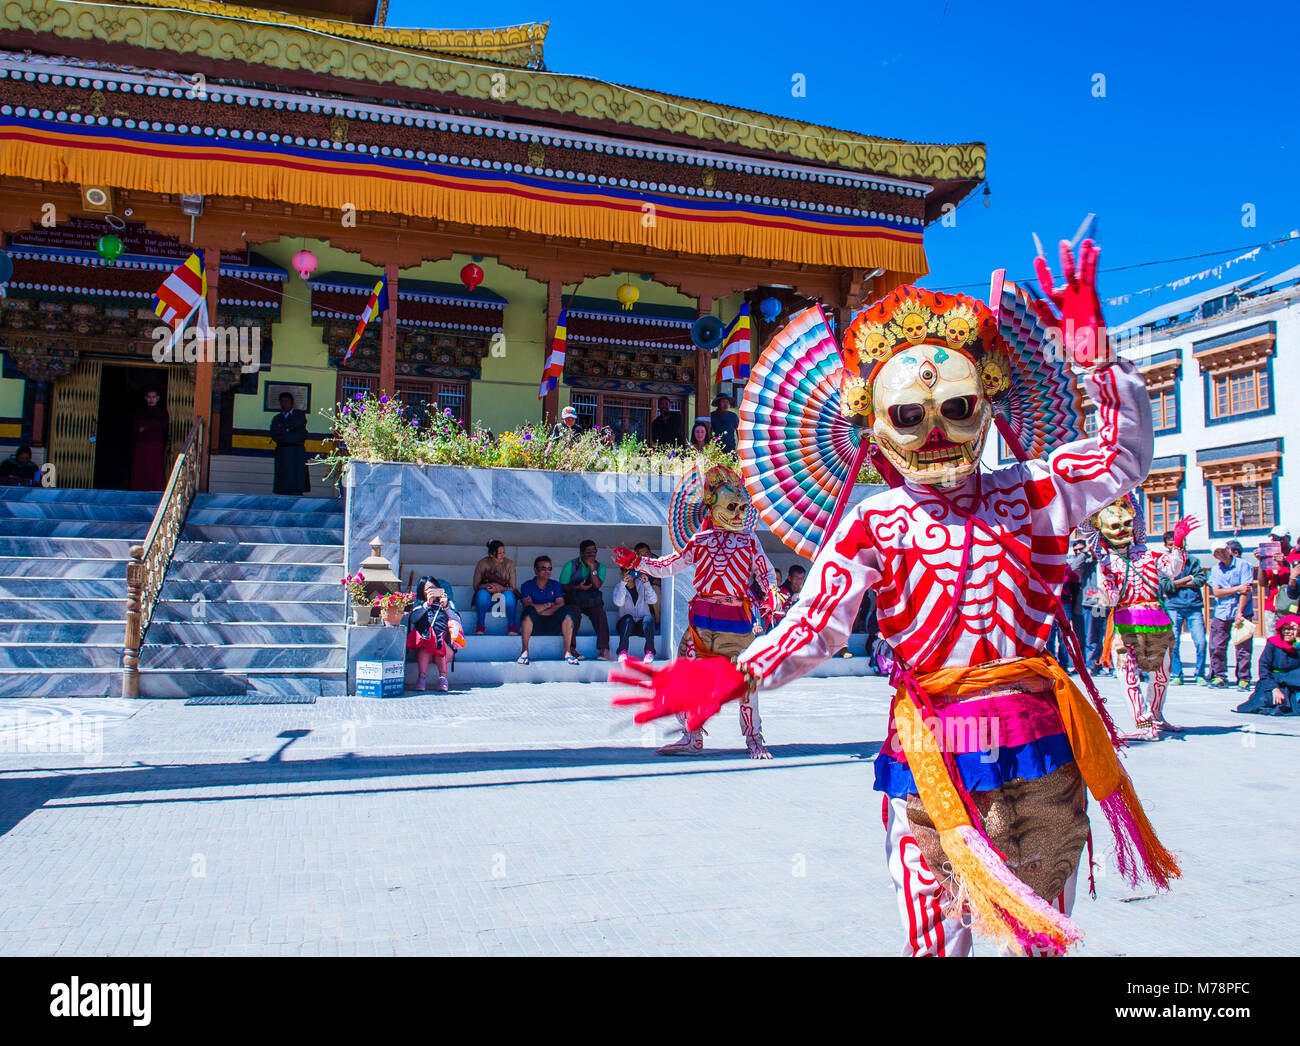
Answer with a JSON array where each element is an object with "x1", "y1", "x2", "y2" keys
[{"x1": 0, "y1": 664, "x2": 1295, "y2": 956}]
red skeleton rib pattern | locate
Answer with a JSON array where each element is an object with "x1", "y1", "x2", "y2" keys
[
  {"x1": 738, "y1": 359, "x2": 1156, "y2": 688},
  {"x1": 1096, "y1": 546, "x2": 1184, "y2": 607},
  {"x1": 638, "y1": 527, "x2": 776, "y2": 600}
]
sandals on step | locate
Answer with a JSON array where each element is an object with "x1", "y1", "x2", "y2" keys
[
  {"x1": 515, "y1": 653, "x2": 529, "y2": 665},
  {"x1": 564, "y1": 653, "x2": 580, "y2": 665}
]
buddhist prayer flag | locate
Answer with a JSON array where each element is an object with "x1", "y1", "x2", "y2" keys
[
  {"x1": 538, "y1": 307, "x2": 567, "y2": 399},
  {"x1": 345, "y1": 276, "x2": 389, "y2": 363},
  {"x1": 715, "y1": 303, "x2": 752, "y2": 384},
  {"x1": 152, "y1": 251, "x2": 205, "y2": 327}
]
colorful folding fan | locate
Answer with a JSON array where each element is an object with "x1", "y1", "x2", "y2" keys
[
  {"x1": 988, "y1": 270, "x2": 1087, "y2": 462},
  {"x1": 737, "y1": 305, "x2": 864, "y2": 560}
]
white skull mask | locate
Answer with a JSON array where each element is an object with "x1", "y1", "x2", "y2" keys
[
  {"x1": 871, "y1": 344, "x2": 991, "y2": 486},
  {"x1": 1092, "y1": 500, "x2": 1136, "y2": 550}
]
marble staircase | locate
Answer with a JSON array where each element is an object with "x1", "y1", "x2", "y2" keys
[
  {"x1": 0, "y1": 488, "x2": 151, "y2": 696},
  {"x1": 138, "y1": 493, "x2": 346, "y2": 698}
]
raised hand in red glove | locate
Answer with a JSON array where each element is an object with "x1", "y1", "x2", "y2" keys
[
  {"x1": 610, "y1": 656, "x2": 749, "y2": 732},
  {"x1": 1029, "y1": 237, "x2": 1109, "y2": 369},
  {"x1": 1171, "y1": 515, "x2": 1199, "y2": 548},
  {"x1": 611, "y1": 546, "x2": 640, "y2": 570}
]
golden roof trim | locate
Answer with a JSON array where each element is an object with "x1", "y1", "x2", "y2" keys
[{"x1": 1, "y1": 0, "x2": 985, "y2": 182}]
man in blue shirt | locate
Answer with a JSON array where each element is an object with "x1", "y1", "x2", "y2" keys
[
  {"x1": 1208, "y1": 539, "x2": 1255, "y2": 689},
  {"x1": 1162, "y1": 530, "x2": 1208, "y2": 685},
  {"x1": 517, "y1": 556, "x2": 578, "y2": 666}
]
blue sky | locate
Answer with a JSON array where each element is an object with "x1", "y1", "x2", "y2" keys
[{"x1": 389, "y1": 0, "x2": 1300, "y2": 324}]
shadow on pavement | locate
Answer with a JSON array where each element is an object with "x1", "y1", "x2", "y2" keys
[{"x1": 0, "y1": 740, "x2": 881, "y2": 838}]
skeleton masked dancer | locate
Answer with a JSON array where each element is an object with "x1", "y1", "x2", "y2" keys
[
  {"x1": 612, "y1": 234, "x2": 1185, "y2": 955},
  {"x1": 1085, "y1": 494, "x2": 1195, "y2": 740},
  {"x1": 612, "y1": 464, "x2": 779, "y2": 759}
]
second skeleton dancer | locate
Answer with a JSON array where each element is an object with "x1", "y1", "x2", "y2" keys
[{"x1": 613, "y1": 465, "x2": 780, "y2": 759}]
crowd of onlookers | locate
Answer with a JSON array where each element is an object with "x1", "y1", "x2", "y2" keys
[
  {"x1": 1048, "y1": 523, "x2": 1299, "y2": 716},
  {"x1": 547, "y1": 394, "x2": 741, "y2": 454}
]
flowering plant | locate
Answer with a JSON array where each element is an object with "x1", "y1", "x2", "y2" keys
[
  {"x1": 340, "y1": 571, "x2": 367, "y2": 605},
  {"x1": 373, "y1": 590, "x2": 414, "y2": 613}
]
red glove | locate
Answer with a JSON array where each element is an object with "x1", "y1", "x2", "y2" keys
[
  {"x1": 1029, "y1": 238, "x2": 1109, "y2": 369},
  {"x1": 610, "y1": 657, "x2": 749, "y2": 732},
  {"x1": 611, "y1": 546, "x2": 640, "y2": 569},
  {"x1": 1171, "y1": 514, "x2": 1199, "y2": 548}
]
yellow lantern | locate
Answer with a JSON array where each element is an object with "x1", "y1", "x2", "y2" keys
[{"x1": 616, "y1": 281, "x2": 639, "y2": 311}]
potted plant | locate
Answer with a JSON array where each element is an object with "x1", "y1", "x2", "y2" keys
[
  {"x1": 375, "y1": 590, "x2": 413, "y2": 627},
  {"x1": 341, "y1": 571, "x2": 371, "y2": 625}
]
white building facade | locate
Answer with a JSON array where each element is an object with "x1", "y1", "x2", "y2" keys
[{"x1": 983, "y1": 265, "x2": 1298, "y2": 557}]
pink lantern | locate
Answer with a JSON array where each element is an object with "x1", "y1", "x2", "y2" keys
[
  {"x1": 460, "y1": 262, "x2": 484, "y2": 292},
  {"x1": 292, "y1": 249, "x2": 318, "y2": 281}
]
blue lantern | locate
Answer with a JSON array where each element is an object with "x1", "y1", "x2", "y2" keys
[{"x1": 759, "y1": 296, "x2": 782, "y2": 322}]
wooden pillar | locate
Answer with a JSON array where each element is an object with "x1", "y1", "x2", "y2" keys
[
  {"x1": 693, "y1": 294, "x2": 712, "y2": 423},
  {"x1": 542, "y1": 278, "x2": 563, "y2": 426},
  {"x1": 379, "y1": 263, "x2": 399, "y2": 396},
  {"x1": 195, "y1": 244, "x2": 220, "y2": 492}
]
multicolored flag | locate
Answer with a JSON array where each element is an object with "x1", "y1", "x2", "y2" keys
[
  {"x1": 538, "y1": 307, "x2": 567, "y2": 399},
  {"x1": 715, "y1": 303, "x2": 752, "y2": 384},
  {"x1": 344, "y1": 276, "x2": 389, "y2": 362},
  {"x1": 152, "y1": 251, "x2": 205, "y2": 327}
]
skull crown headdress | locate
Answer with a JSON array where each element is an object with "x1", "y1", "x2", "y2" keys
[{"x1": 840, "y1": 287, "x2": 1012, "y2": 486}]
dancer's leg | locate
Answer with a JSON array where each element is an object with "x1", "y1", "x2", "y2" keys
[{"x1": 883, "y1": 797, "x2": 972, "y2": 957}]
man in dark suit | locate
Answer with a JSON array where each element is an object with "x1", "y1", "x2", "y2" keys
[{"x1": 270, "y1": 391, "x2": 310, "y2": 495}]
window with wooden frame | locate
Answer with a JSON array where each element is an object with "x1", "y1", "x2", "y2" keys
[
  {"x1": 1210, "y1": 365, "x2": 1269, "y2": 419},
  {"x1": 567, "y1": 391, "x2": 683, "y2": 442},
  {"x1": 1215, "y1": 482, "x2": 1276, "y2": 532},
  {"x1": 1193, "y1": 324, "x2": 1276, "y2": 425},
  {"x1": 1149, "y1": 387, "x2": 1178, "y2": 431},
  {"x1": 338, "y1": 372, "x2": 378, "y2": 405},
  {"x1": 335, "y1": 373, "x2": 470, "y2": 426},
  {"x1": 1083, "y1": 409, "x2": 1098, "y2": 438},
  {"x1": 1145, "y1": 493, "x2": 1180, "y2": 538}
]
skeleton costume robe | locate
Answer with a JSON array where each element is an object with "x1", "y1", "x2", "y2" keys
[
  {"x1": 638, "y1": 526, "x2": 776, "y2": 747},
  {"x1": 1096, "y1": 541, "x2": 1186, "y2": 729},
  {"x1": 736, "y1": 359, "x2": 1154, "y2": 955}
]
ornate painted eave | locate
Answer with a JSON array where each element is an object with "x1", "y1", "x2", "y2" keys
[{"x1": 0, "y1": 0, "x2": 984, "y2": 189}]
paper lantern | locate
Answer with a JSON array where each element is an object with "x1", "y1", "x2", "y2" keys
[
  {"x1": 616, "y1": 281, "x2": 639, "y2": 311},
  {"x1": 759, "y1": 296, "x2": 782, "y2": 322},
  {"x1": 292, "y1": 249, "x2": 318, "y2": 280},
  {"x1": 96, "y1": 234, "x2": 124, "y2": 265},
  {"x1": 460, "y1": 262, "x2": 484, "y2": 292}
]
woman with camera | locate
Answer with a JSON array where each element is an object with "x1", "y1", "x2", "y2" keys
[{"x1": 407, "y1": 577, "x2": 464, "y2": 692}]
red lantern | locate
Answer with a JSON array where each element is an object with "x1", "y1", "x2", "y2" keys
[
  {"x1": 460, "y1": 262, "x2": 484, "y2": 292},
  {"x1": 291, "y1": 249, "x2": 318, "y2": 281}
]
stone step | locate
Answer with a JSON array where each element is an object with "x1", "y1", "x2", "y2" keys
[
  {"x1": 151, "y1": 599, "x2": 341, "y2": 624},
  {"x1": 0, "y1": 643, "x2": 123, "y2": 669},
  {"x1": 171, "y1": 541, "x2": 343, "y2": 565},
  {"x1": 165, "y1": 561, "x2": 340, "y2": 583},
  {"x1": 0, "y1": 519, "x2": 149, "y2": 539},
  {"x1": 139, "y1": 644, "x2": 346, "y2": 671},
  {"x1": 0, "y1": 488, "x2": 161, "y2": 506},
  {"x1": 0, "y1": 536, "x2": 137, "y2": 560},
  {"x1": 2, "y1": 621, "x2": 127, "y2": 644},
  {"x1": 180, "y1": 524, "x2": 343, "y2": 545},
  {"x1": 155, "y1": 579, "x2": 340, "y2": 602},
  {"x1": 185, "y1": 507, "x2": 345, "y2": 528},
  {"x1": 0, "y1": 599, "x2": 124, "y2": 621},
  {"x1": 191, "y1": 493, "x2": 345, "y2": 515},
  {"x1": 0, "y1": 668, "x2": 124, "y2": 698},
  {"x1": 145, "y1": 622, "x2": 346, "y2": 645},
  {"x1": 0, "y1": 577, "x2": 128, "y2": 599},
  {"x1": 134, "y1": 670, "x2": 348, "y2": 699},
  {"x1": 0, "y1": 557, "x2": 127, "y2": 579},
  {"x1": 0, "y1": 501, "x2": 158, "y2": 523}
]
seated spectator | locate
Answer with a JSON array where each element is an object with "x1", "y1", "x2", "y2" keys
[
  {"x1": 518, "y1": 556, "x2": 578, "y2": 665},
  {"x1": 559, "y1": 539, "x2": 611, "y2": 661},
  {"x1": 472, "y1": 539, "x2": 518, "y2": 636},
  {"x1": 0, "y1": 445, "x2": 38, "y2": 486},
  {"x1": 633, "y1": 542, "x2": 661, "y2": 624},
  {"x1": 688, "y1": 420, "x2": 712, "y2": 453},
  {"x1": 1233, "y1": 615, "x2": 1300, "y2": 715},
  {"x1": 549, "y1": 405, "x2": 583, "y2": 441},
  {"x1": 613, "y1": 566, "x2": 658, "y2": 662},
  {"x1": 406, "y1": 578, "x2": 463, "y2": 692}
]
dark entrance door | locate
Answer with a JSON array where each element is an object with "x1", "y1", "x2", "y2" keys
[{"x1": 93, "y1": 365, "x2": 170, "y2": 491}]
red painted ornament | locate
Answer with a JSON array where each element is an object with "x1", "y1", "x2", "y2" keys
[{"x1": 460, "y1": 263, "x2": 484, "y2": 292}]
